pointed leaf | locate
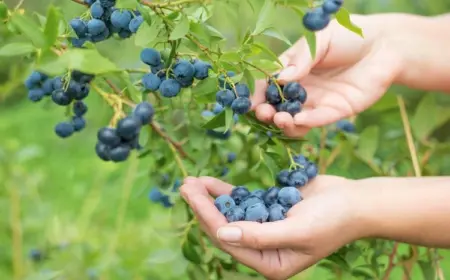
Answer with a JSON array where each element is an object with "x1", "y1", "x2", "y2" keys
[
  {"x1": 225, "y1": 108, "x2": 234, "y2": 132},
  {"x1": 170, "y1": 15, "x2": 190, "y2": 40},
  {"x1": 135, "y1": 21, "x2": 159, "y2": 47},
  {"x1": 357, "y1": 126, "x2": 379, "y2": 162},
  {"x1": 44, "y1": 6, "x2": 62, "y2": 48},
  {"x1": 262, "y1": 27, "x2": 292, "y2": 46},
  {"x1": 0, "y1": 42, "x2": 35, "y2": 56},
  {"x1": 252, "y1": 0, "x2": 275, "y2": 35},
  {"x1": 10, "y1": 13, "x2": 46, "y2": 47},
  {"x1": 335, "y1": 8, "x2": 364, "y2": 37}
]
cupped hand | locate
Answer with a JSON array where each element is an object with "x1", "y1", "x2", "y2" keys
[
  {"x1": 251, "y1": 15, "x2": 403, "y2": 137},
  {"x1": 180, "y1": 176, "x2": 366, "y2": 280}
]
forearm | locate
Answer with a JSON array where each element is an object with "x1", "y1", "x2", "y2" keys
[{"x1": 355, "y1": 177, "x2": 450, "y2": 248}]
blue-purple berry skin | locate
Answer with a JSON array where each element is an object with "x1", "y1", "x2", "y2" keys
[
  {"x1": 306, "y1": 163, "x2": 318, "y2": 180},
  {"x1": 278, "y1": 187, "x2": 303, "y2": 208},
  {"x1": 276, "y1": 170, "x2": 290, "y2": 186},
  {"x1": 240, "y1": 195, "x2": 264, "y2": 211},
  {"x1": 225, "y1": 206, "x2": 245, "y2": 222},
  {"x1": 214, "y1": 195, "x2": 236, "y2": 215},
  {"x1": 216, "y1": 89, "x2": 236, "y2": 107},
  {"x1": 266, "y1": 84, "x2": 282, "y2": 105},
  {"x1": 288, "y1": 170, "x2": 309, "y2": 187},
  {"x1": 245, "y1": 203, "x2": 269, "y2": 223},
  {"x1": 251, "y1": 189, "x2": 266, "y2": 199},
  {"x1": 322, "y1": 0, "x2": 343, "y2": 14},
  {"x1": 268, "y1": 204, "x2": 287, "y2": 222},
  {"x1": 303, "y1": 7, "x2": 331, "y2": 32},
  {"x1": 263, "y1": 186, "x2": 280, "y2": 206},
  {"x1": 230, "y1": 186, "x2": 251, "y2": 205}
]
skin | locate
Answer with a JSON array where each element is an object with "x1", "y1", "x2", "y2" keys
[{"x1": 180, "y1": 13, "x2": 450, "y2": 280}]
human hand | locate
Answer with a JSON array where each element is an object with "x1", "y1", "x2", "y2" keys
[
  {"x1": 180, "y1": 176, "x2": 366, "y2": 280},
  {"x1": 251, "y1": 15, "x2": 403, "y2": 137}
]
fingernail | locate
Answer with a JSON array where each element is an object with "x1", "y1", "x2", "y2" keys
[
  {"x1": 217, "y1": 227, "x2": 242, "y2": 243},
  {"x1": 279, "y1": 66, "x2": 297, "y2": 80}
]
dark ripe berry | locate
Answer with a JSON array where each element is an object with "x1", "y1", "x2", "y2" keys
[
  {"x1": 216, "y1": 89, "x2": 235, "y2": 107},
  {"x1": 298, "y1": 87, "x2": 307, "y2": 104},
  {"x1": 52, "y1": 89, "x2": 72, "y2": 106},
  {"x1": 266, "y1": 84, "x2": 282, "y2": 105},
  {"x1": 251, "y1": 189, "x2": 266, "y2": 199},
  {"x1": 220, "y1": 166, "x2": 229, "y2": 177},
  {"x1": 231, "y1": 97, "x2": 251, "y2": 114},
  {"x1": 124, "y1": 135, "x2": 141, "y2": 150},
  {"x1": 52, "y1": 77, "x2": 63, "y2": 90},
  {"x1": 71, "y1": 37, "x2": 87, "y2": 48},
  {"x1": 109, "y1": 144, "x2": 131, "y2": 162},
  {"x1": 268, "y1": 203, "x2": 287, "y2": 222},
  {"x1": 73, "y1": 101, "x2": 88, "y2": 117},
  {"x1": 283, "y1": 82, "x2": 302, "y2": 100},
  {"x1": 72, "y1": 116, "x2": 86, "y2": 131},
  {"x1": 276, "y1": 102, "x2": 288, "y2": 112},
  {"x1": 149, "y1": 187, "x2": 163, "y2": 202},
  {"x1": 140, "y1": 48, "x2": 162, "y2": 67},
  {"x1": 276, "y1": 170, "x2": 290, "y2": 186},
  {"x1": 285, "y1": 100, "x2": 302, "y2": 116},
  {"x1": 118, "y1": 29, "x2": 132, "y2": 39},
  {"x1": 172, "y1": 179, "x2": 182, "y2": 192},
  {"x1": 70, "y1": 18, "x2": 88, "y2": 37},
  {"x1": 288, "y1": 170, "x2": 309, "y2": 187},
  {"x1": 90, "y1": 1, "x2": 104, "y2": 19},
  {"x1": 99, "y1": 0, "x2": 116, "y2": 8},
  {"x1": 303, "y1": 7, "x2": 331, "y2": 32},
  {"x1": 29, "y1": 249, "x2": 43, "y2": 262},
  {"x1": 179, "y1": 77, "x2": 194, "y2": 88},
  {"x1": 234, "y1": 84, "x2": 250, "y2": 98},
  {"x1": 129, "y1": 15, "x2": 144, "y2": 33},
  {"x1": 97, "y1": 127, "x2": 121, "y2": 147},
  {"x1": 306, "y1": 163, "x2": 318, "y2": 180},
  {"x1": 201, "y1": 110, "x2": 215, "y2": 118},
  {"x1": 218, "y1": 71, "x2": 236, "y2": 89},
  {"x1": 111, "y1": 10, "x2": 132, "y2": 29},
  {"x1": 72, "y1": 71, "x2": 94, "y2": 84},
  {"x1": 90, "y1": 28, "x2": 110, "y2": 42},
  {"x1": 212, "y1": 103, "x2": 224, "y2": 114},
  {"x1": 263, "y1": 186, "x2": 280, "y2": 206},
  {"x1": 74, "y1": 83, "x2": 90, "y2": 100},
  {"x1": 278, "y1": 187, "x2": 303, "y2": 208},
  {"x1": 151, "y1": 63, "x2": 165, "y2": 74},
  {"x1": 142, "y1": 73, "x2": 161, "y2": 91},
  {"x1": 133, "y1": 101, "x2": 154, "y2": 125},
  {"x1": 245, "y1": 203, "x2": 269, "y2": 223},
  {"x1": 55, "y1": 122, "x2": 74, "y2": 138},
  {"x1": 28, "y1": 89, "x2": 45, "y2": 102},
  {"x1": 116, "y1": 116, "x2": 141, "y2": 140},
  {"x1": 214, "y1": 195, "x2": 236, "y2": 215},
  {"x1": 225, "y1": 206, "x2": 245, "y2": 222},
  {"x1": 42, "y1": 79, "x2": 55, "y2": 95},
  {"x1": 231, "y1": 186, "x2": 250, "y2": 205},
  {"x1": 227, "y1": 152, "x2": 236, "y2": 163},
  {"x1": 293, "y1": 154, "x2": 308, "y2": 166},
  {"x1": 193, "y1": 60, "x2": 212, "y2": 80},
  {"x1": 240, "y1": 195, "x2": 264, "y2": 211},
  {"x1": 322, "y1": 0, "x2": 343, "y2": 14},
  {"x1": 87, "y1": 19, "x2": 107, "y2": 36},
  {"x1": 173, "y1": 60, "x2": 195, "y2": 83},
  {"x1": 159, "y1": 79, "x2": 181, "y2": 98},
  {"x1": 160, "y1": 195, "x2": 174, "y2": 208},
  {"x1": 336, "y1": 120, "x2": 356, "y2": 133}
]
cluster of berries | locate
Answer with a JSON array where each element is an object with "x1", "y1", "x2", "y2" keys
[
  {"x1": 95, "y1": 102, "x2": 154, "y2": 162},
  {"x1": 24, "y1": 70, "x2": 93, "y2": 138},
  {"x1": 148, "y1": 179, "x2": 182, "y2": 208},
  {"x1": 266, "y1": 78, "x2": 307, "y2": 117},
  {"x1": 202, "y1": 103, "x2": 239, "y2": 140},
  {"x1": 302, "y1": 0, "x2": 344, "y2": 32},
  {"x1": 70, "y1": 0, "x2": 144, "y2": 47},
  {"x1": 140, "y1": 48, "x2": 212, "y2": 98},
  {"x1": 215, "y1": 71, "x2": 252, "y2": 115},
  {"x1": 277, "y1": 154, "x2": 318, "y2": 188}
]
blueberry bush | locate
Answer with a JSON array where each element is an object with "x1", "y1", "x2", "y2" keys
[{"x1": 1, "y1": 0, "x2": 450, "y2": 279}]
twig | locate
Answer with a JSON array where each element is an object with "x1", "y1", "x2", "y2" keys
[
  {"x1": 70, "y1": 0, "x2": 88, "y2": 6},
  {"x1": 318, "y1": 127, "x2": 327, "y2": 173},
  {"x1": 382, "y1": 242, "x2": 399, "y2": 280},
  {"x1": 105, "y1": 78, "x2": 124, "y2": 97},
  {"x1": 151, "y1": 123, "x2": 195, "y2": 164}
]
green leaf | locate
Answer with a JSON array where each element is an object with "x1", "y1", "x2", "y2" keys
[
  {"x1": 43, "y1": 6, "x2": 62, "y2": 48},
  {"x1": 326, "y1": 253, "x2": 351, "y2": 271},
  {"x1": 335, "y1": 8, "x2": 364, "y2": 38},
  {"x1": 192, "y1": 77, "x2": 217, "y2": 96},
  {"x1": 225, "y1": 108, "x2": 234, "y2": 132},
  {"x1": 262, "y1": 27, "x2": 292, "y2": 46},
  {"x1": 0, "y1": 42, "x2": 35, "y2": 56},
  {"x1": 136, "y1": 4, "x2": 152, "y2": 26},
  {"x1": 201, "y1": 110, "x2": 226, "y2": 130},
  {"x1": 251, "y1": 42, "x2": 282, "y2": 67},
  {"x1": 290, "y1": 6, "x2": 316, "y2": 60},
  {"x1": 418, "y1": 260, "x2": 435, "y2": 280},
  {"x1": 170, "y1": 15, "x2": 190, "y2": 40},
  {"x1": 252, "y1": 0, "x2": 275, "y2": 35},
  {"x1": 147, "y1": 249, "x2": 179, "y2": 264},
  {"x1": 411, "y1": 94, "x2": 450, "y2": 141},
  {"x1": 243, "y1": 69, "x2": 255, "y2": 94},
  {"x1": 10, "y1": 13, "x2": 46, "y2": 48},
  {"x1": 357, "y1": 126, "x2": 379, "y2": 162},
  {"x1": 182, "y1": 242, "x2": 202, "y2": 264},
  {"x1": 0, "y1": 2, "x2": 8, "y2": 20},
  {"x1": 135, "y1": 21, "x2": 159, "y2": 47},
  {"x1": 115, "y1": 0, "x2": 138, "y2": 9},
  {"x1": 229, "y1": 72, "x2": 244, "y2": 84}
]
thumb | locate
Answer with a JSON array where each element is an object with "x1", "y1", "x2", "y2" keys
[{"x1": 216, "y1": 219, "x2": 300, "y2": 250}]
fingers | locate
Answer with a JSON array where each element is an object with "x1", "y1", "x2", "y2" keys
[
  {"x1": 293, "y1": 106, "x2": 345, "y2": 128},
  {"x1": 277, "y1": 38, "x2": 314, "y2": 83},
  {"x1": 273, "y1": 112, "x2": 310, "y2": 138},
  {"x1": 251, "y1": 79, "x2": 269, "y2": 108}
]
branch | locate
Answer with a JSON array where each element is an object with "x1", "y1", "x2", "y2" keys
[
  {"x1": 151, "y1": 122, "x2": 195, "y2": 164},
  {"x1": 382, "y1": 242, "x2": 399, "y2": 280},
  {"x1": 70, "y1": 0, "x2": 88, "y2": 6}
]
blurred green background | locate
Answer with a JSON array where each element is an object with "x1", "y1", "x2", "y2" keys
[{"x1": 1, "y1": 0, "x2": 450, "y2": 279}]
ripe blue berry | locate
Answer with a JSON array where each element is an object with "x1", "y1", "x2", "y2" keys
[
  {"x1": 29, "y1": 249, "x2": 43, "y2": 262},
  {"x1": 212, "y1": 103, "x2": 224, "y2": 114},
  {"x1": 322, "y1": 0, "x2": 343, "y2": 14},
  {"x1": 118, "y1": 29, "x2": 132, "y2": 39},
  {"x1": 218, "y1": 71, "x2": 236, "y2": 89},
  {"x1": 193, "y1": 60, "x2": 212, "y2": 80},
  {"x1": 142, "y1": 73, "x2": 161, "y2": 91},
  {"x1": 285, "y1": 100, "x2": 302, "y2": 116},
  {"x1": 151, "y1": 63, "x2": 165, "y2": 75},
  {"x1": 173, "y1": 60, "x2": 195, "y2": 83},
  {"x1": 214, "y1": 195, "x2": 236, "y2": 215},
  {"x1": 268, "y1": 204, "x2": 287, "y2": 222},
  {"x1": 90, "y1": 1, "x2": 104, "y2": 19},
  {"x1": 99, "y1": 0, "x2": 115, "y2": 8},
  {"x1": 276, "y1": 170, "x2": 290, "y2": 186},
  {"x1": 263, "y1": 186, "x2": 280, "y2": 206},
  {"x1": 111, "y1": 10, "x2": 132, "y2": 29},
  {"x1": 140, "y1": 48, "x2": 162, "y2": 67},
  {"x1": 71, "y1": 37, "x2": 87, "y2": 48},
  {"x1": 159, "y1": 79, "x2": 181, "y2": 98},
  {"x1": 336, "y1": 120, "x2": 356, "y2": 133},
  {"x1": 251, "y1": 189, "x2": 266, "y2": 199},
  {"x1": 234, "y1": 84, "x2": 250, "y2": 98},
  {"x1": 178, "y1": 77, "x2": 194, "y2": 88},
  {"x1": 216, "y1": 89, "x2": 235, "y2": 107},
  {"x1": 230, "y1": 186, "x2": 250, "y2": 205},
  {"x1": 240, "y1": 195, "x2": 264, "y2": 211},
  {"x1": 201, "y1": 110, "x2": 215, "y2": 118},
  {"x1": 149, "y1": 187, "x2": 163, "y2": 202},
  {"x1": 116, "y1": 117, "x2": 141, "y2": 140},
  {"x1": 28, "y1": 89, "x2": 45, "y2": 102},
  {"x1": 225, "y1": 206, "x2": 245, "y2": 222},
  {"x1": 288, "y1": 170, "x2": 309, "y2": 187},
  {"x1": 87, "y1": 19, "x2": 107, "y2": 36},
  {"x1": 90, "y1": 28, "x2": 110, "y2": 42},
  {"x1": 52, "y1": 89, "x2": 72, "y2": 106},
  {"x1": 220, "y1": 166, "x2": 229, "y2": 177},
  {"x1": 72, "y1": 116, "x2": 86, "y2": 131},
  {"x1": 266, "y1": 84, "x2": 282, "y2": 104},
  {"x1": 278, "y1": 187, "x2": 302, "y2": 208},
  {"x1": 276, "y1": 102, "x2": 288, "y2": 112},
  {"x1": 73, "y1": 101, "x2": 88, "y2": 117},
  {"x1": 109, "y1": 145, "x2": 131, "y2": 162},
  {"x1": 55, "y1": 122, "x2": 74, "y2": 138},
  {"x1": 70, "y1": 18, "x2": 88, "y2": 37},
  {"x1": 303, "y1": 7, "x2": 331, "y2": 32},
  {"x1": 97, "y1": 127, "x2": 121, "y2": 147},
  {"x1": 160, "y1": 195, "x2": 174, "y2": 208},
  {"x1": 172, "y1": 179, "x2": 182, "y2": 192},
  {"x1": 42, "y1": 79, "x2": 55, "y2": 95},
  {"x1": 245, "y1": 203, "x2": 269, "y2": 223},
  {"x1": 227, "y1": 152, "x2": 236, "y2": 163},
  {"x1": 293, "y1": 155, "x2": 308, "y2": 166},
  {"x1": 133, "y1": 102, "x2": 154, "y2": 125},
  {"x1": 129, "y1": 15, "x2": 144, "y2": 33},
  {"x1": 74, "y1": 84, "x2": 90, "y2": 100},
  {"x1": 306, "y1": 163, "x2": 318, "y2": 180},
  {"x1": 231, "y1": 97, "x2": 251, "y2": 114},
  {"x1": 95, "y1": 142, "x2": 111, "y2": 161},
  {"x1": 283, "y1": 82, "x2": 303, "y2": 101}
]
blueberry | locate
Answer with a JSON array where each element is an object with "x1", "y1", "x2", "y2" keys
[
  {"x1": 90, "y1": 1, "x2": 104, "y2": 19},
  {"x1": 276, "y1": 102, "x2": 288, "y2": 112},
  {"x1": 240, "y1": 195, "x2": 264, "y2": 211},
  {"x1": 268, "y1": 204, "x2": 287, "y2": 222},
  {"x1": 142, "y1": 73, "x2": 161, "y2": 91},
  {"x1": 303, "y1": 7, "x2": 331, "y2": 32},
  {"x1": 28, "y1": 88, "x2": 45, "y2": 102},
  {"x1": 70, "y1": 18, "x2": 88, "y2": 37},
  {"x1": 133, "y1": 101, "x2": 154, "y2": 125},
  {"x1": 214, "y1": 195, "x2": 236, "y2": 215},
  {"x1": 24, "y1": 71, "x2": 44, "y2": 89},
  {"x1": 298, "y1": 87, "x2": 307, "y2": 104},
  {"x1": 111, "y1": 10, "x2": 132, "y2": 29},
  {"x1": 218, "y1": 71, "x2": 236, "y2": 89},
  {"x1": 285, "y1": 100, "x2": 302, "y2": 116},
  {"x1": 336, "y1": 120, "x2": 356, "y2": 133},
  {"x1": 149, "y1": 187, "x2": 163, "y2": 202},
  {"x1": 251, "y1": 189, "x2": 266, "y2": 199},
  {"x1": 230, "y1": 186, "x2": 250, "y2": 205},
  {"x1": 73, "y1": 101, "x2": 87, "y2": 117},
  {"x1": 99, "y1": 0, "x2": 116, "y2": 8},
  {"x1": 283, "y1": 82, "x2": 303, "y2": 101},
  {"x1": 118, "y1": 29, "x2": 132, "y2": 39},
  {"x1": 140, "y1": 48, "x2": 162, "y2": 67},
  {"x1": 124, "y1": 135, "x2": 141, "y2": 150},
  {"x1": 276, "y1": 170, "x2": 290, "y2": 186},
  {"x1": 117, "y1": 116, "x2": 141, "y2": 140},
  {"x1": 220, "y1": 166, "x2": 229, "y2": 177},
  {"x1": 227, "y1": 152, "x2": 236, "y2": 163},
  {"x1": 293, "y1": 155, "x2": 308, "y2": 166},
  {"x1": 87, "y1": 19, "x2": 107, "y2": 36},
  {"x1": 90, "y1": 28, "x2": 110, "y2": 42},
  {"x1": 172, "y1": 179, "x2": 182, "y2": 192},
  {"x1": 193, "y1": 60, "x2": 212, "y2": 80},
  {"x1": 306, "y1": 163, "x2": 318, "y2": 180},
  {"x1": 266, "y1": 84, "x2": 282, "y2": 105},
  {"x1": 95, "y1": 142, "x2": 111, "y2": 161},
  {"x1": 29, "y1": 249, "x2": 43, "y2": 262},
  {"x1": 225, "y1": 206, "x2": 245, "y2": 222},
  {"x1": 55, "y1": 122, "x2": 74, "y2": 138},
  {"x1": 173, "y1": 60, "x2": 195, "y2": 83},
  {"x1": 151, "y1": 63, "x2": 165, "y2": 74},
  {"x1": 52, "y1": 77, "x2": 64, "y2": 90},
  {"x1": 159, "y1": 79, "x2": 181, "y2": 98},
  {"x1": 52, "y1": 89, "x2": 72, "y2": 106},
  {"x1": 212, "y1": 103, "x2": 224, "y2": 114},
  {"x1": 129, "y1": 15, "x2": 144, "y2": 33},
  {"x1": 71, "y1": 70, "x2": 93, "y2": 83},
  {"x1": 231, "y1": 97, "x2": 251, "y2": 114},
  {"x1": 278, "y1": 187, "x2": 302, "y2": 208},
  {"x1": 72, "y1": 116, "x2": 86, "y2": 131},
  {"x1": 322, "y1": 0, "x2": 343, "y2": 14},
  {"x1": 201, "y1": 110, "x2": 215, "y2": 118},
  {"x1": 262, "y1": 186, "x2": 280, "y2": 206},
  {"x1": 42, "y1": 79, "x2": 55, "y2": 95},
  {"x1": 160, "y1": 195, "x2": 173, "y2": 208},
  {"x1": 71, "y1": 37, "x2": 87, "y2": 48},
  {"x1": 97, "y1": 127, "x2": 121, "y2": 147},
  {"x1": 74, "y1": 84, "x2": 90, "y2": 100},
  {"x1": 178, "y1": 77, "x2": 194, "y2": 88},
  {"x1": 109, "y1": 144, "x2": 131, "y2": 162},
  {"x1": 288, "y1": 170, "x2": 309, "y2": 187},
  {"x1": 234, "y1": 84, "x2": 250, "y2": 98},
  {"x1": 245, "y1": 203, "x2": 269, "y2": 223},
  {"x1": 216, "y1": 89, "x2": 235, "y2": 107}
]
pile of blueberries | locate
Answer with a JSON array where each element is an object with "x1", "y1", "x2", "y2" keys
[
  {"x1": 148, "y1": 178, "x2": 182, "y2": 208},
  {"x1": 215, "y1": 154, "x2": 318, "y2": 223},
  {"x1": 215, "y1": 71, "x2": 252, "y2": 115},
  {"x1": 95, "y1": 101, "x2": 154, "y2": 162},
  {"x1": 24, "y1": 70, "x2": 93, "y2": 138},
  {"x1": 266, "y1": 78, "x2": 307, "y2": 117},
  {"x1": 70, "y1": 0, "x2": 144, "y2": 47},
  {"x1": 302, "y1": 0, "x2": 344, "y2": 32},
  {"x1": 140, "y1": 48, "x2": 212, "y2": 98}
]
